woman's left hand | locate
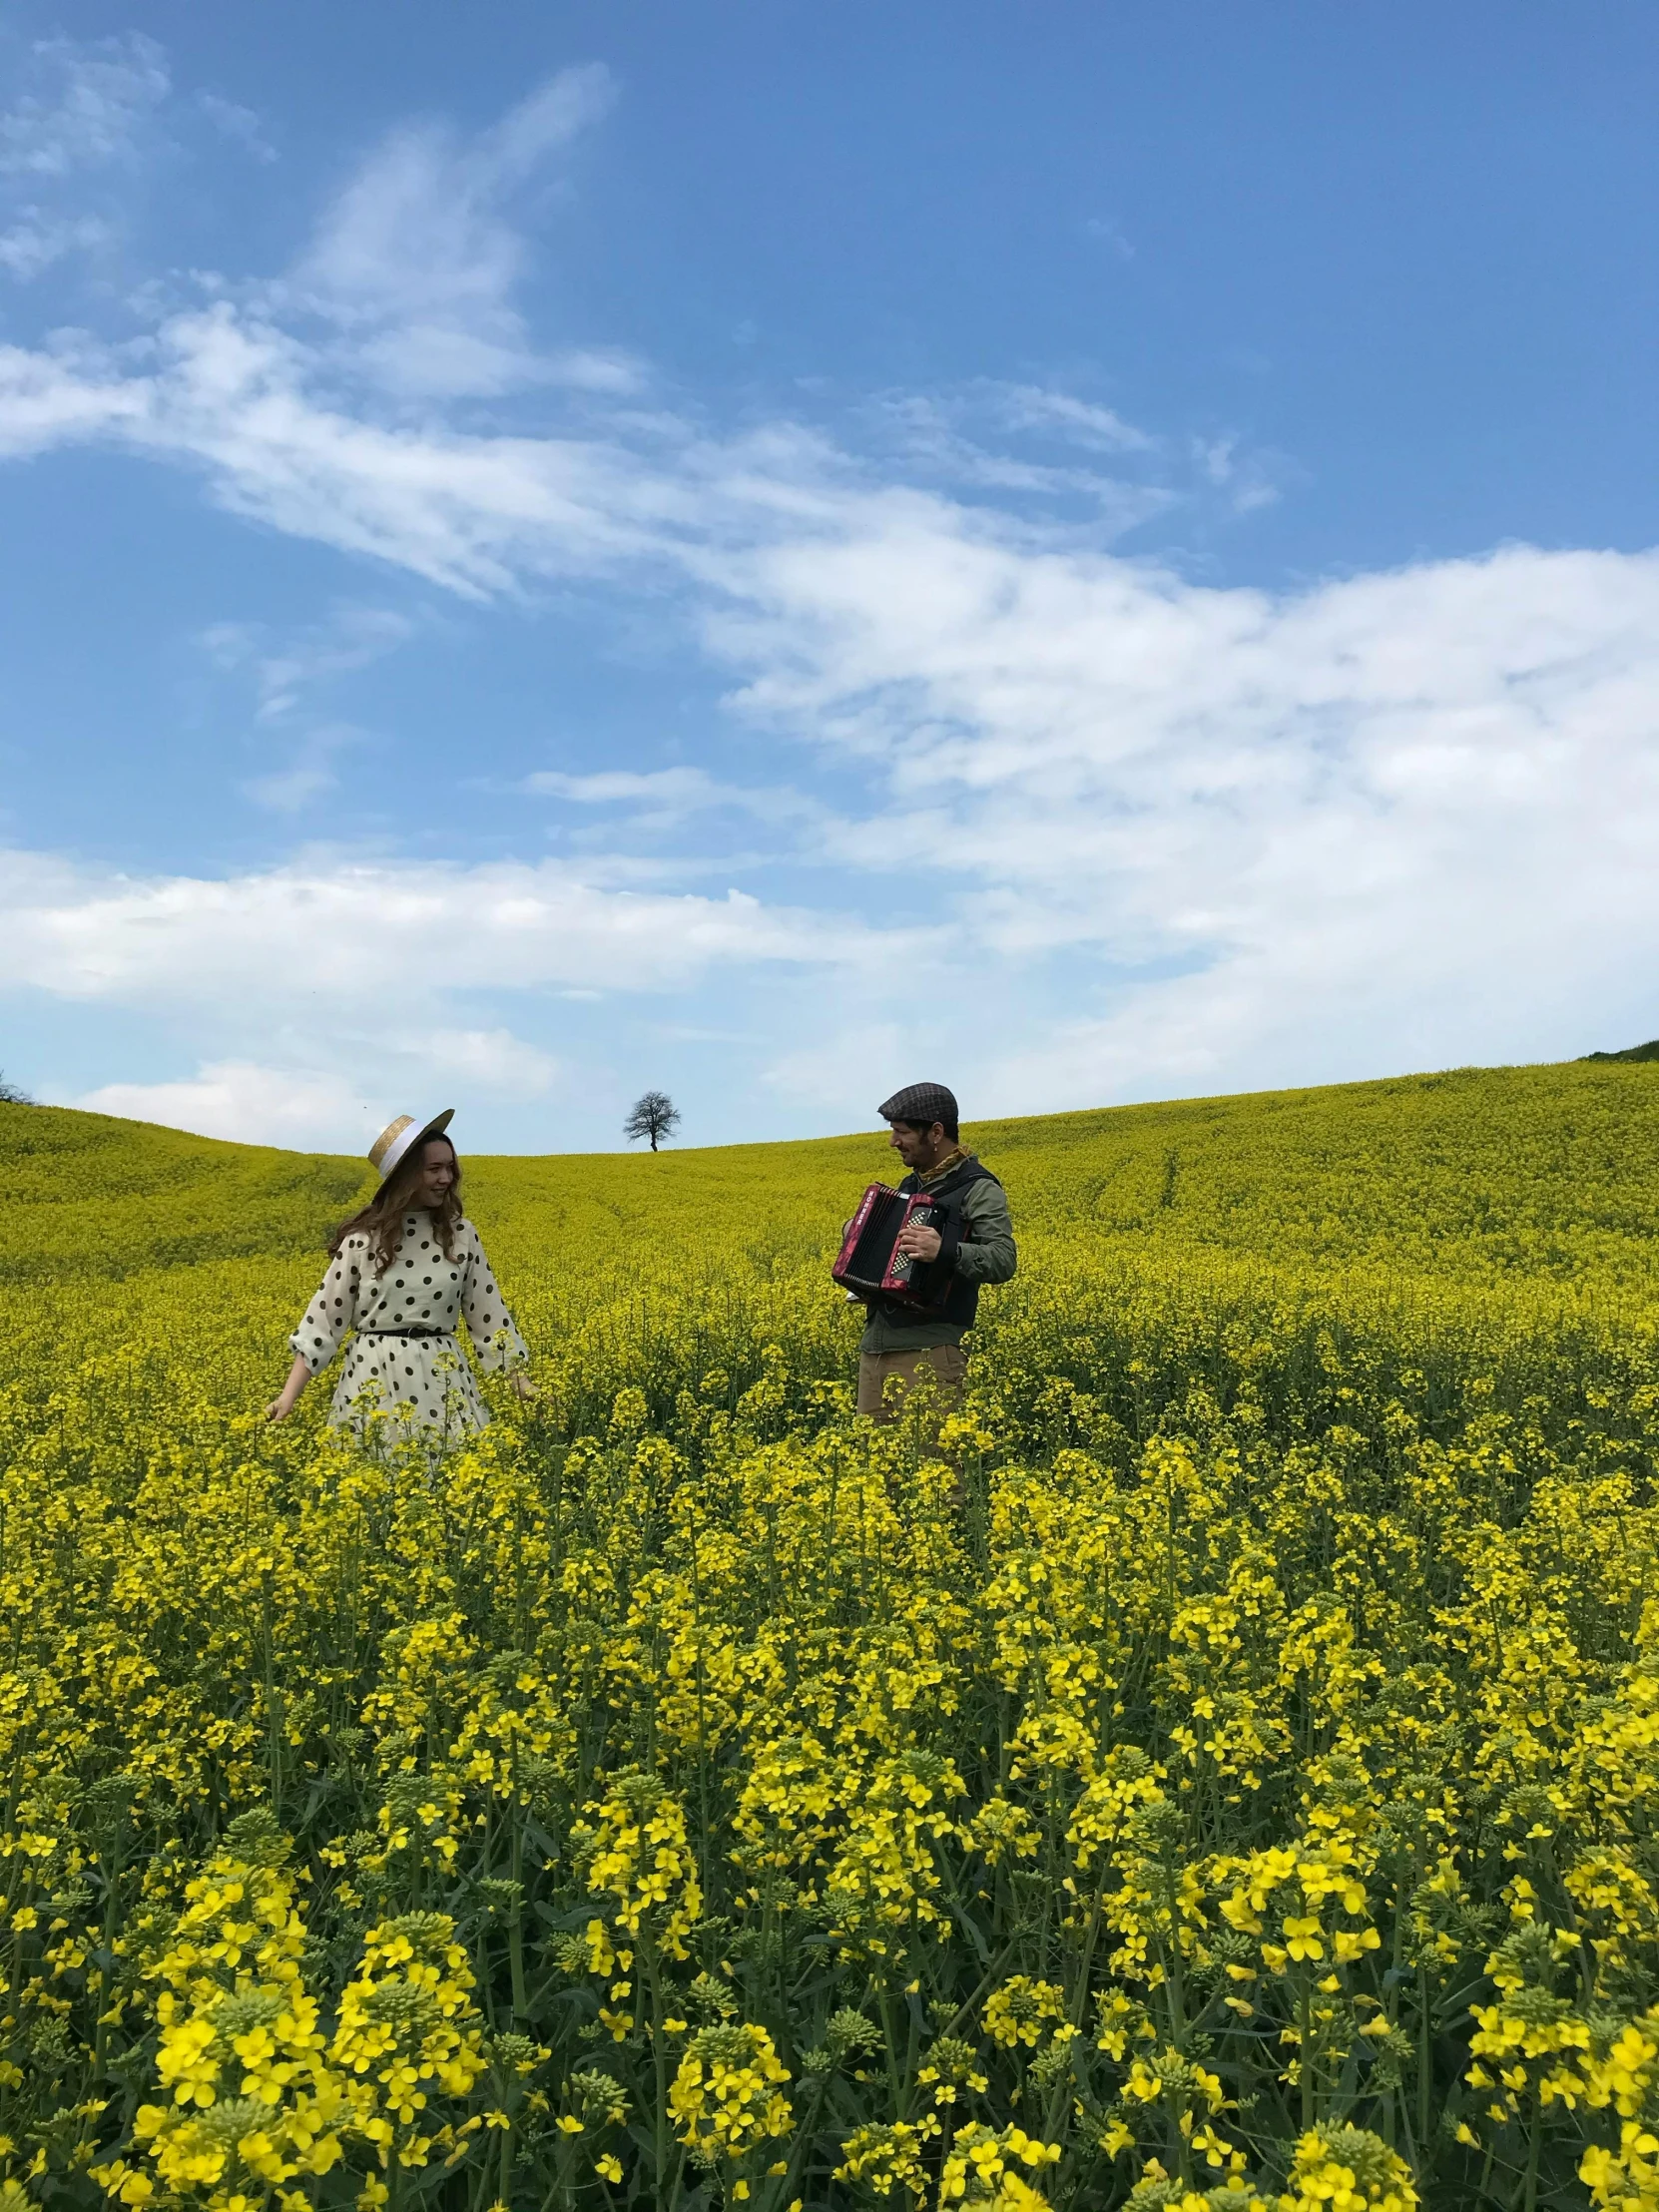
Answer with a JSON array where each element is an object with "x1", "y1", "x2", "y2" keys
[{"x1": 509, "y1": 1373, "x2": 537, "y2": 1401}]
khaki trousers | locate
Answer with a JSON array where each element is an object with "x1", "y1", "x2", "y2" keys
[{"x1": 856, "y1": 1343, "x2": 967, "y2": 1424}]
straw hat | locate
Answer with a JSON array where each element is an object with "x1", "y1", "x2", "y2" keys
[{"x1": 367, "y1": 1108, "x2": 455, "y2": 1182}]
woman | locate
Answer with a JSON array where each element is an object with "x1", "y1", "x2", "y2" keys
[{"x1": 267, "y1": 1108, "x2": 532, "y2": 1440}]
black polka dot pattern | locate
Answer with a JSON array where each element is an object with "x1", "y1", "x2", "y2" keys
[{"x1": 286, "y1": 1215, "x2": 529, "y2": 1443}]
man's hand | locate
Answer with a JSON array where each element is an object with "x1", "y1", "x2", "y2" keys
[{"x1": 895, "y1": 1222, "x2": 942, "y2": 1265}]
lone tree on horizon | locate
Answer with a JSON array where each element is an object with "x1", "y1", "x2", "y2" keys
[
  {"x1": 625, "y1": 1090, "x2": 681, "y2": 1153},
  {"x1": 0, "y1": 1069, "x2": 32, "y2": 1104}
]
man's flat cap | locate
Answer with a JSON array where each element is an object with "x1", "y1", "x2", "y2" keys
[{"x1": 878, "y1": 1081, "x2": 958, "y2": 1129}]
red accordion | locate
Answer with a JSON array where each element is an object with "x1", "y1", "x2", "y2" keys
[{"x1": 832, "y1": 1183, "x2": 944, "y2": 1304}]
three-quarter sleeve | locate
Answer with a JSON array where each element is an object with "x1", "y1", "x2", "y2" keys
[
  {"x1": 289, "y1": 1236, "x2": 367, "y2": 1375},
  {"x1": 460, "y1": 1225, "x2": 528, "y2": 1374}
]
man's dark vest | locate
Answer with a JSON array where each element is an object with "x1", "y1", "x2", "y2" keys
[{"x1": 878, "y1": 1156, "x2": 1002, "y2": 1331}]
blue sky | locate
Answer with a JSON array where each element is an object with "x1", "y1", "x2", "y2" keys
[{"x1": 3, "y1": 4, "x2": 1658, "y2": 1154}]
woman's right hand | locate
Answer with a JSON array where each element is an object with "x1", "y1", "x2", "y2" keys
[{"x1": 267, "y1": 1354, "x2": 311, "y2": 1424}]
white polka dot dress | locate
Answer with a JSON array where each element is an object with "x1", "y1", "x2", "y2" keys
[{"x1": 289, "y1": 1212, "x2": 529, "y2": 1442}]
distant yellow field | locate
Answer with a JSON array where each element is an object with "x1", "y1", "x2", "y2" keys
[{"x1": 3, "y1": 1060, "x2": 1658, "y2": 2212}]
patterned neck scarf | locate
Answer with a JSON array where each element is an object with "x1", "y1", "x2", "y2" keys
[{"x1": 917, "y1": 1146, "x2": 971, "y2": 1187}]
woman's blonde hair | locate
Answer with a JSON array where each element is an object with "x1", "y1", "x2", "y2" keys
[{"x1": 329, "y1": 1137, "x2": 463, "y2": 1272}]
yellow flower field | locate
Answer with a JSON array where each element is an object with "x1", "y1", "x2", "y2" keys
[{"x1": 4, "y1": 1060, "x2": 1659, "y2": 2212}]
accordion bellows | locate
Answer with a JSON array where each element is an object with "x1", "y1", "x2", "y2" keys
[{"x1": 831, "y1": 1183, "x2": 944, "y2": 1304}]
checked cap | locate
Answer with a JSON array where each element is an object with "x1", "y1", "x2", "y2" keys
[{"x1": 877, "y1": 1081, "x2": 959, "y2": 1131}]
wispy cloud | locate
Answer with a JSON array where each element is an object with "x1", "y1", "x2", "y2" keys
[
  {"x1": 867, "y1": 386, "x2": 1173, "y2": 528},
  {"x1": 197, "y1": 91, "x2": 276, "y2": 164},
  {"x1": 288, "y1": 61, "x2": 620, "y2": 398},
  {"x1": 1190, "y1": 431, "x2": 1287, "y2": 514},
  {"x1": 1082, "y1": 213, "x2": 1134, "y2": 261},
  {"x1": 241, "y1": 724, "x2": 364, "y2": 814},
  {"x1": 527, "y1": 767, "x2": 727, "y2": 806},
  {"x1": 0, "y1": 32, "x2": 170, "y2": 282},
  {"x1": 524, "y1": 765, "x2": 825, "y2": 835},
  {"x1": 0, "y1": 207, "x2": 107, "y2": 277},
  {"x1": 202, "y1": 604, "x2": 416, "y2": 812},
  {"x1": 204, "y1": 604, "x2": 416, "y2": 723},
  {"x1": 0, "y1": 32, "x2": 169, "y2": 178},
  {"x1": 993, "y1": 383, "x2": 1153, "y2": 453}
]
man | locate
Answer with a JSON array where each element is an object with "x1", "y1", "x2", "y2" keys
[{"x1": 853, "y1": 1080, "x2": 1017, "y2": 1421}]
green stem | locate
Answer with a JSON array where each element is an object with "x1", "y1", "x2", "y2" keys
[
  {"x1": 647, "y1": 1939, "x2": 669, "y2": 2195},
  {"x1": 92, "y1": 1829, "x2": 126, "y2": 2081},
  {"x1": 773, "y1": 2073, "x2": 833, "y2": 2212},
  {"x1": 1521, "y1": 2087, "x2": 1541, "y2": 2212},
  {"x1": 878, "y1": 1981, "x2": 905, "y2": 2117},
  {"x1": 508, "y1": 1815, "x2": 529, "y2": 2022},
  {"x1": 263, "y1": 1575, "x2": 282, "y2": 1816}
]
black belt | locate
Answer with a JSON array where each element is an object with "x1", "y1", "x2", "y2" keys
[{"x1": 358, "y1": 1327, "x2": 454, "y2": 1340}]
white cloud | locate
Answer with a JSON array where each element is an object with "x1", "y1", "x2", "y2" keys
[
  {"x1": 0, "y1": 337, "x2": 147, "y2": 455},
  {"x1": 0, "y1": 848, "x2": 884, "y2": 1013},
  {"x1": 764, "y1": 1021, "x2": 911, "y2": 1119},
  {"x1": 0, "y1": 302, "x2": 681, "y2": 591},
  {"x1": 72, "y1": 1060, "x2": 382, "y2": 1148},
  {"x1": 66, "y1": 1029, "x2": 559, "y2": 1149},
  {"x1": 427, "y1": 1027, "x2": 560, "y2": 1097},
  {"x1": 724, "y1": 531, "x2": 1659, "y2": 1102},
  {"x1": 10, "y1": 846, "x2": 878, "y2": 1144}
]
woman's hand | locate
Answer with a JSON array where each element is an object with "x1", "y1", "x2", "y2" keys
[
  {"x1": 509, "y1": 1373, "x2": 537, "y2": 1402},
  {"x1": 267, "y1": 1354, "x2": 311, "y2": 1423}
]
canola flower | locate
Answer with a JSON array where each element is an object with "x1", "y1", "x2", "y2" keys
[
  {"x1": 104, "y1": 1826, "x2": 348, "y2": 2208},
  {"x1": 667, "y1": 2020, "x2": 794, "y2": 2182},
  {"x1": 6, "y1": 1061, "x2": 1659, "y2": 2207}
]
